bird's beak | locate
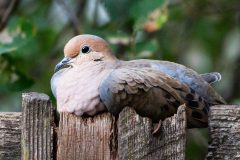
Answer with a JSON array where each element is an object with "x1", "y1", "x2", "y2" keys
[{"x1": 54, "y1": 57, "x2": 72, "y2": 72}]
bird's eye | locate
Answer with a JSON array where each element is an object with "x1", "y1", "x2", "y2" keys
[{"x1": 81, "y1": 45, "x2": 91, "y2": 54}]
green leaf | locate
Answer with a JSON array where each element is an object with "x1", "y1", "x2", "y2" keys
[
  {"x1": 130, "y1": 0, "x2": 167, "y2": 31},
  {"x1": 0, "y1": 56, "x2": 33, "y2": 92},
  {"x1": 0, "y1": 17, "x2": 35, "y2": 55},
  {"x1": 0, "y1": 69, "x2": 33, "y2": 92},
  {"x1": 130, "y1": 0, "x2": 165, "y2": 19},
  {"x1": 135, "y1": 39, "x2": 159, "y2": 58},
  {"x1": 0, "y1": 45, "x2": 18, "y2": 54}
]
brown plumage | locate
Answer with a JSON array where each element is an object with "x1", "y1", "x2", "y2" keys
[{"x1": 51, "y1": 34, "x2": 226, "y2": 128}]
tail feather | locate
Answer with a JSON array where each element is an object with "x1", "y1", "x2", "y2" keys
[{"x1": 201, "y1": 72, "x2": 221, "y2": 84}]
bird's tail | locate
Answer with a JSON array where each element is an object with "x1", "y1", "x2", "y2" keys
[{"x1": 200, "y1": 72, "x2": 222, "y2": 84}]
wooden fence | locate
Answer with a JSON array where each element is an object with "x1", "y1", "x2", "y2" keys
[{"x1": 0, "y1": 92, "x2": 239, "y2": 160}]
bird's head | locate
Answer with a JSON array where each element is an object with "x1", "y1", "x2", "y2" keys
[{"x1": 54, "y1": 34, "x2": 116, "y2": 72}]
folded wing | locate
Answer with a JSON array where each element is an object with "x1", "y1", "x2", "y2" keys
[{"x1": 99, "y1": 66, "x2": 209, "y2": 128}]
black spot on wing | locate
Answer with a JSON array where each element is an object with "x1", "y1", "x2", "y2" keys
[
  {"x1": 204, "y1": 101, "x2": 210, "y2": 111},
  {"x1": 202, "y1": 107, "x2": 208, "y2": 114},
  {"x1": 192, "y1": 111, "x2": 203, "y2": 119},
  {"x1": 163, "y1": 104, "x2": 169, "y2": 111},
  {"x1": 186, "y1": 94, "x2": 194, "y2": 100},
  {"x1": 174, "y1": 100, "x2": 180, "y2": 107},
  {"x1": 165, "y1": 93, "x2": 171, "y2": 99},
  {"x1": 190, "y1": 88, "x2": 195, "y2": 94},
  {"x1": 188, "y1": 100, "x2": 199, "y2": 108},
  {"x1": 169, "y1": 100, "x2": 181, "y2": 109}
]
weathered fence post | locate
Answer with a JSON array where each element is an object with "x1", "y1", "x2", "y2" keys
[
  {"x1": 206, "y1": 105, "x2": 240, "y2": 159},
  {"x1": 57, "y1": 105, "x2": 187, "y2": 160},
  {"x1": 57, "y1": 112, "x2": 117, "y2": 160},
  {"x1": 118, "y1": 106, "x2": 186, "y2": 160},
  {"x1": 0, "y1": 112, "x2": 21, "y2": 160},
  {"x1": 21, "y1": 92, "x2": 54, "y2": 160}
]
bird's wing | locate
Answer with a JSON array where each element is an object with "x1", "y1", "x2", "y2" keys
[
  {"x1": 127, "y1": 59, "x2": 226, "y2": 105},
  {"x1": 200, "y1": 72, "x2": 221, "y2": 84},
  {"x1": 99, "y1": 66, "x2": 209, "y2": 127}
]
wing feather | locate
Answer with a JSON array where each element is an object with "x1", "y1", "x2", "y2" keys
[{"x1": 99, "y1": 66, "x2": 209, "y2": 127}]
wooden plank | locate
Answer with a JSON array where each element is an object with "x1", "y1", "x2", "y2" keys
[
  {"x1": 0, "y1": 112, "x2": 21, "y2": 160},
  {"x1": 21, "y1": 92, "x2": 54, "y2": 160},
  {"x1": 57, "y1": 112, "x2": 117, "y2": 160},
  {"x1": 206, "y1": 105, "x2": 240, "y2": 159},
  {"x1": 57, "y1": 105, "x2": 186, "y2": 160},
  {"x1": 118, "y1": 105, "x2": 187, "y2": 160}
]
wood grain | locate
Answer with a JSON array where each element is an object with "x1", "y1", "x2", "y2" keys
[
  {"x1": 57, "y1": 105, "x2": 187, "y2": 160},
  {"x1": 206, "y1": 105, "x2": 240, "y2": 159},
  {"x1": 0, "y1": 112, "x2": 21, "y2": 160},
  {"x1": 57, "y1": 112, "x2": 117, "y2": 160},
  {"x1": 118, "y1": 105, "x2": 187, "y2": 160},
  {"x1": 21, "y1": 92, "x2": 54, "y2": 160}
]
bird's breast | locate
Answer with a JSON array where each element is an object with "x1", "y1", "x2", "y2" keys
[{"x1": 55, "y1": 62, "x2": 111, "y2": 115}]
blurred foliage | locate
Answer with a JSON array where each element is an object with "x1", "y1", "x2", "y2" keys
[{"x1": 0, "y1": 0, "x2": 240, "y2": 159}]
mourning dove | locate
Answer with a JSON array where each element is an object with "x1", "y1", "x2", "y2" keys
[{"x1": 51, "y1": 34, "x2": 226, "y2": 128}]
